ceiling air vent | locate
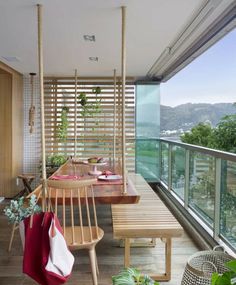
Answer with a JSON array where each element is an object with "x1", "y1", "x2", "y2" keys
[
  {"x1": 83, "y1": 35, "x2": 96, "y2": 42},
  {"x1": 89, "y1": 57, "x2": 98, "y2": 62}
]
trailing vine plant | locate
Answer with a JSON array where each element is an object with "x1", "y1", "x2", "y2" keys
[
  {"x1": 78, "y1": 86, "x2": 102, "y2": 130},
  {"x1": 78, "y1": 87, "x2": 101, "y2": 119},
  {"x1": 57, "y1": 106, "x2": 69, "y2": 142},
  {"x1": 77, "y1": 87, "x2": 102, "y2": 151},
  {"x1": 56, "y1": 106, "x2": 69, "y2": 155},
  {"x1": 79, "y1": 92, "x2": 89, "y2": 117},
  {"x1": 91, "y1": 86, "x2": 102, "y2": 126}
]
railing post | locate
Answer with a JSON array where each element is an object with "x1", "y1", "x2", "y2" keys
[
  {"x1": 159, "y1": 140, "x2": 162, "y2": 180},
  {"x1": 214, "y1": 157, "x2": 221, "y2": 241},
  {"x1": 184, "y1": 149, "x2": 190, "y2": 209},
  {"x1": 168, "y1": 144, "x2": 172, "y2": 191}
]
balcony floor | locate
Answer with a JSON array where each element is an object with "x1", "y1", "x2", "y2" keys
[{"x1": 0, "y1": 203, "x2": 199, "y2": 285}]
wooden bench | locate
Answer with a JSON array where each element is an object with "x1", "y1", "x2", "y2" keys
[{"x1": 111, "y1": 173, "x2": 183, "y2": 281}]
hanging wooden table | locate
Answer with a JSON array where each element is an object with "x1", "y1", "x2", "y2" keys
[{"x1": 31, "y1": 160, "x2": 140, "y2": 205}]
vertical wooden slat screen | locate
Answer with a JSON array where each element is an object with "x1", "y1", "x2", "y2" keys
[{"x1": 44, "y1": 77, "x2": 135, "y2": 171}]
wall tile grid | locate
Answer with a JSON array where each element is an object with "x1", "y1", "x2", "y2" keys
[{"x1": 23, "y1": 75, "x2": 41, "y2": 188}]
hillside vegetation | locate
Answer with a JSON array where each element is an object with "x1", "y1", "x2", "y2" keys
[{"x1": 161, "y1": 103, "x2": 235, "y2": 131}]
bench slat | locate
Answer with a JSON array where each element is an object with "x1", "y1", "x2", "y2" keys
[
  {"x1": 111, "y1": 174, "x2": 183, "y2": 281},
  {"x1": 112, "y1": 174, "x2": 183, "y2": 239}
]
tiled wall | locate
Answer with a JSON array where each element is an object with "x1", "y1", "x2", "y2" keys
[{"x1": 23, "y1": 75, "x2": 41, "y2": 188}]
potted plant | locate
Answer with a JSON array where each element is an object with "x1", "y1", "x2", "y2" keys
[
  {"x1": 45, "y1": 154, "x2": 67, "y2": 176},
  {"x1": 112, "y1": 267, "x2": 159, "y2": 285},
  {"x1": 48, "y1": 154, "x2": 67, "y2": 167},
  {"x1": 211, "y1": 259, "x2": 236, "y2": 285}
]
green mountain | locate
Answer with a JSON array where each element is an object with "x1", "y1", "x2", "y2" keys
[{"x1": 161, "y1": 103, "x2": 235, "y2": 132}]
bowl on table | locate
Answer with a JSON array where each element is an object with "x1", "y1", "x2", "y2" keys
[
  {"x1": 87, "y1": 157, "x2": 105, "y2": 164},
  {"x1": 86, "y1": 157, "x2": 107, "y2": 176}
]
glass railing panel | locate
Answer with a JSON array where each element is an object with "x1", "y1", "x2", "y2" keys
[
  {"x1": 171, "y1": 146, "x2": 185, "y2": 200},
  {"x1": 135, "y1": 139, "x2": 159, "y2": 182},
  {"x1": 160, "y1": 142, "x2": 169, "y2": 185},
  {"x1": 220, "y1": 160, "x2": 236, "y2": 248},
  {"x1": 189, "y1": 152, "x2": 215, "y2": 227}
]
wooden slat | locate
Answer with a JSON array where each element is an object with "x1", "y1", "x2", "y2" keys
[
  {"x1": 44, "y1": 92, "x2": 134, "y2": 96},
  {"x1": 44, "y1": 76, "x2": 134, "y2": 81},
  {"x1": 44, "y1": 81, "x2": 133, "y2": 86},
  {"x1": 44, "y1": 77, "x2": 135, "y2": 171}
]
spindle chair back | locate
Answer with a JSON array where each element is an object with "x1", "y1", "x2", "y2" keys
[{"x1": 47, "y1": 178, "x2": 104, "y2": 285}]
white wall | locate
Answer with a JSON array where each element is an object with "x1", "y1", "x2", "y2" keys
[{"x1": 23, "y1": 75, "x2": 41, "y2": 188}]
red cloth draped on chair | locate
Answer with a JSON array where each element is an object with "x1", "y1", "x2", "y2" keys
[{"x1": 21, "y1": 212, "x2": 74, "y2": 285}]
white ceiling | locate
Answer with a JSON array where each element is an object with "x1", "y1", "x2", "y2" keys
[{"x1": 0, "y1": 0, "x2": 232, "y2": 77}]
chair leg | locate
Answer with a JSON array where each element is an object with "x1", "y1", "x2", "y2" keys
[
  {"x1": 95, "y1": 249, "x2": 99, "y2": 275},
  {"x1": 89, "y1": 247, "x2": 98, "y2": 285},
  {"x1": 8, "y1": 222, "x2": 17, "y2": 252}
]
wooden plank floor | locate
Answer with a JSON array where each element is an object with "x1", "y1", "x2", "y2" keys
[{"x1": 0, "y1": 203, "x2": 199, "y2": 285}]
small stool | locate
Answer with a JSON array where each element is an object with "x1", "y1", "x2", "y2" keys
[{"x1": 13, "y1": 174, "x2": 35, "y2": 199}]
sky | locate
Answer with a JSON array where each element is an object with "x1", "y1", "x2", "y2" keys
[{"x1": 160, "y1": 28, "x2": 236, "y2": 107}]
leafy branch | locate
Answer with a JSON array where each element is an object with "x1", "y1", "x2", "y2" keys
[{"x1": 4, "y1": 195, "x2": 41, "y2": 224}]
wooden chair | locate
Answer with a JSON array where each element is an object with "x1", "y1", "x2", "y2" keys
[{"x1": 47, "y1": 179, "x2": 104, "y2": 285}]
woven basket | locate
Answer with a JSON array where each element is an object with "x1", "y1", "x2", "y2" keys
[{"x1": 181, "y1": 246, "x2": 234, "y2": 285}]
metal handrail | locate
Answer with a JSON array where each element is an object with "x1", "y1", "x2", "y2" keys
[{"x1": 136, "y1": 137, "x2": 236, "y2": 162}]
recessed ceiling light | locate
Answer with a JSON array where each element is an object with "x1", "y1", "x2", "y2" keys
[
  {"x1": 83, "y1": 35, "x2": 96, "y2": 42},
  {"x1": 2, "y1": 56, "x2": 20, "y2": 62},
  {"x1": 89, "y1": 57, "x2": 98, "y2": 62}
]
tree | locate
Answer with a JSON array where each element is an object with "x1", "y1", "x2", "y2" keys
[
  {"x1": 211, "y1": 114, "x2": 236, "y2": 153},
  {"x1": 180, "y1": 122, "x2": 213, "y2": 147},
  {"x1": 180, "y1": 105, "x2": 236, "y2": 154}
]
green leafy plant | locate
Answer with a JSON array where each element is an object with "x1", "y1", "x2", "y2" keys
[
  {"x1": 78, "y1": 87, "x2": 102, "y2": 120},
  {"x1": 44, "y1": 154, "x2": 67, "y2": 176},
  {"x1": 211, "y1": 260, "x2": 236, "y2": 285},
  {"x1": 4, "y1": 194, "x2": 41, "y2": 224},
  {"x1": 79, "y1": 92, "x2": 89, "y2": 117},
  {"x1": 57, "y1": 106, "x2": 69, "y2": 142},
  {"x1": 47, "y1": 154, "x2": 67, "y2": 167},
  {"x1": 112, "y1": 267, "x2": 159, "y2": 285},
  {"x1": 92, "y1": 86, "x2": 101, "y2": 95}
]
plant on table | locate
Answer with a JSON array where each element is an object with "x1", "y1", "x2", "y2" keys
[
  {"x1": 45, "y1": 154, "x2": 67, "y2": 176},
  {"x1": 112, "y1": 267, "x2": 159, "y2": 285},
  {"x1": 4, "y1": 194, "x2": 41, "y2": 224},
  {"x1": 47, "y1": 154, "x2": 67, "y2": 167}
]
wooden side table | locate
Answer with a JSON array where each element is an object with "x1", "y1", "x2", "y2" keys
[
  {"x1": 13, "y1": 174, "x2": 35, "y2": 198},
  {"x1": 8, "y1": 174, "x2": 35, "y2": 251}
]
